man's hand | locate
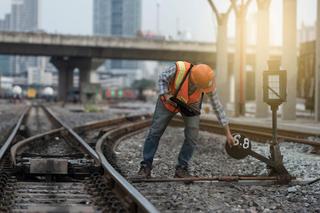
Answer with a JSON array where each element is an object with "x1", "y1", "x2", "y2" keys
[
  {"x1": 160, "y1": 94, "x2": 177, "y2": 106},
  {"x1": 226, "y1": 132, "x2": 234, "y2": 147},
  {"x1": 224, "y1": 125, "x2": 234, "y2": 147}
]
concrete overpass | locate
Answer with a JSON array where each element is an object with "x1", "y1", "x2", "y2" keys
[{"x1": 0, "y1": 31, "x2": 282, "y2": 101}]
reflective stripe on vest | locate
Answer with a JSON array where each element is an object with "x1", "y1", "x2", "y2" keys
[{"x1": 175, "y1": 61, "x2": 187, "y2": 90}]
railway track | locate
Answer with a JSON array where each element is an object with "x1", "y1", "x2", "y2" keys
[
  {"x1": 0, "y1": 105, "x2": 319, "y2": 212},
  {"x1": 96, "y1": 114, "x2": 319, "y2": 212},
  {"x1": 0, "y1": 104, "x2": 157, "y2": 213}
]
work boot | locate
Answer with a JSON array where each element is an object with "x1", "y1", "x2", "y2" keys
[
  {"x1": 135, "y1": 164, "x2": 151, "y2": 179},
  {"x1": 174, "y1": 165, "x2": 192, "y2": 178}
]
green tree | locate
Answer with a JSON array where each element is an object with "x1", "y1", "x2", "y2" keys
[{"x1": 131, "y1": 79, "x2": 155, "y2": 101}]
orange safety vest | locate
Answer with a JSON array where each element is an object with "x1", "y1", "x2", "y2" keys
[{"x1": 161, "y1": 61, "x2": 206, "y2": 113}]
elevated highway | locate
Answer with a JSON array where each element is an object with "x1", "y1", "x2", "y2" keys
[
  {"x1": 0, "y1": 31, "x2": 282, "y2": 102},
  {"x1": 0, "y1": 31, "x2": 281, "y2": 65}
]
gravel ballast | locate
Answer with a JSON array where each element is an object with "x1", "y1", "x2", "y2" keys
[
  {"x1": 115, "y1": 127, "x2": 320, "y2": 212},
  {"x1": 44, "y1": 104, "x2": 320, "y2": 212}
]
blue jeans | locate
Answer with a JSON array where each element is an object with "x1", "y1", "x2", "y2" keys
[{"x1": 141, "y1": 97, "x2": 200, "y2": 168}]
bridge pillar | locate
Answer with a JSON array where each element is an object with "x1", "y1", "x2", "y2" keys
[
  {"x1": 315, "y1": 0, "x2": 320, "y2": 121},
  {"x1": 255, "y1": 0, "x2": 271, "y2": 118},
  {"x1": 50, "y1": 57, "x2": 76, "y2": 102},
  {"x1": 51, "y1": 57, "x2": 103, "y2": 103},
  {"x1": 233, "y1": 4, "x2": 249, "y2": 117},
  {"x1": 78, "y1": 59, "x2": 104, "y2": 103},
  {"x1": 282, "y1": 0, "x2": 297, "y2": 120},
  {"x1": 216, "y1": 13, "x2": 230, "y2": 106}
]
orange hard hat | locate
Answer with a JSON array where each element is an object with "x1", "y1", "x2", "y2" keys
[{"x1": 190, "y1": 64, "x2": 215, "y2": 93}]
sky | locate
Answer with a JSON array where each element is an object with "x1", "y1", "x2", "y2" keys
[{"x1": 0, "y1": 0, "x2": 317, "y2": 45}]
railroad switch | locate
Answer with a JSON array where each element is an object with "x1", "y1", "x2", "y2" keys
[
  {"x1": 16, "y1": 157, "x2": 98, "y2": 176},
  {"x1": 226, "y1": 59, "x2": 291, "y2": 184},
  {"x1": 225, "y1": 134, "x2": 292, "y2": 184}
]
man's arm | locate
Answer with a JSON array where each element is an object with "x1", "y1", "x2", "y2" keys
[
  {"x1": 207, "y1": 91, "x2": 234, "y2": 146},
  {"x1": 158, "y1": 64, "x2": 176, "y2": 96}
]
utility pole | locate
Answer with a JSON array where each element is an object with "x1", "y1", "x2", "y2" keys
[
  {"x1": 231, "y1": 0, "x2": 252, "y2": 116},
  {"x1": 282, "y1": 0, "x2": 297, "y2": 120},
  {"x1": 207, "y1": 0, "x2": 233, "y2": 107},
  {"x1": 316, "y1": 0, "x2": 320, "y2": 121},
  {"x1": 255, "y1": 0, "x2": 271, "y2": 118}
]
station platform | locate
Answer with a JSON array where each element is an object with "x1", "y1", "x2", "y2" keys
[
  {"x1": 202, "y1": 100, "x2": 320, "y2": 135},
  {"x1": 201, "y1": 113, "x2": 320, "y2": 135}
]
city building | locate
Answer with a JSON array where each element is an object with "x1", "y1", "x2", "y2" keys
[
  {"x1": 0, "y1": 0, "x2": 54, "y2": 88},
  {"x1": 0, "y1": 55, "x2": 10, "y2": 75},
  {"x1": 93, "y1": 0, "x2": 142, "y2": 88}
]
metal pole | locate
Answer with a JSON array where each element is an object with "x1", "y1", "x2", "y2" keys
[
  {"x1": 282, "y1": 0, "x2": 297, "y2": 120},
  {"x1": 269, "y1": 104, "x2": 289, "y2": 177},
  {"x1": 156, "y1": 2, "x2": 160, "y2": 35},
  {"x1": 272, "y1": 105, "x2": 278, "y2": 145},
  {"x1": 315, "y1": 0, "x2": 320, "y2": 121},
  {"x1": 239, "y1": 4, "x2": 245, "y2": 115},
  {"x1": 256, "y1": 0, "x2": 271, "y2": 118}
]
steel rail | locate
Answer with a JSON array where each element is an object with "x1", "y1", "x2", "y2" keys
[
  {"x1": 170, "y1": 117, "x2": 320, "y2": 148},
  {"x1": 130, "y1": 175, "x2": 295, "y2": 183},
  {"x1": 0, "y1": 107, "x2": 30, "y2": 161},
  {"x1": 10, "y1": 128, "x2": 64, "y2": 165},
  {"x1": 96, "y1": 120, "x2": 159, "y2": 213},
  {"x1": 10, "y1": 111, "x2": 152, "y2": 165},
  {"x1": 42, "y1": 106, "x2": 100, "y2": 163}
]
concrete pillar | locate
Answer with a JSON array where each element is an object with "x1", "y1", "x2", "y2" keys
[
  {"x1": 255, "y1": 0, "x2": 271, "y2": 118},
  {"x1": 282, "y1": 0, "x2": 297, "y2": 120},
  {"x1": 216, "y1": 13, "x2": 230, "y2": 106},
  {"x1": 58, "y1": 69, "x2": 74, "y2": 101},
  {"x1": 233, "y1": 4, "x2": 248, "y2": 116},
  {"x1": 78, "y1": 58, "x2": 104, "y2": 103},
  {"x1": 315, "y1": 0, "x2": 320, "y2": 121},
  {"x1": 51, "y1": 57, "x2": 103, "y2": 103},
  {"x1": 50, "y1": 57, "x2": 76, "y2": 102}
]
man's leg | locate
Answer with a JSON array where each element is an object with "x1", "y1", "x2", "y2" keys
[
  {"x1": 141, "y1": 97, "x2": 175, "y2": 168},
  {"x1": 177, "y1": 115, "x2": 200, "y2": 168}
]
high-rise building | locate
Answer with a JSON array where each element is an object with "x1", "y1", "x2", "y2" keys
[
  {"x1": 93, "y1": 0, "x2": 142, "y2": 87},
  {"x1": 0, "y1": 0, "x2": 53, "y2": 88},
  {"x1": 93, "y1": 0, "x2": 141, "y2": 38},
  {"x1": 0, "y1": 0, "x2": 44, "y2": 78},
  {"x1": 8, "y1": 0, "x2": 39, "y2": 32},
  {"x1": 21, "y1": 0, "x2": 39, "y2": 31},
  {"x1": 10, "y1": 0, "x2": 24, "y2": 31}
]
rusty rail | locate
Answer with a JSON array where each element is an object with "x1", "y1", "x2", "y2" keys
[
  {"x1": 0, "y1": 107, "x2": 30, "y2": 161},
  {"x1": 130, "y1": 175, "x2": 296, "y2": 183},
  {"x1": 95, "y1": 120, "x2": 159, "y2": 213},
  {"x1": 43, "y1": 106, "x2": 100, "y2": 163}
]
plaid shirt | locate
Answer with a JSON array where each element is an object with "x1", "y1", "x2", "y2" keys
[{"x1": 158, "y1": 64, "x2": 229, "y2": 126}]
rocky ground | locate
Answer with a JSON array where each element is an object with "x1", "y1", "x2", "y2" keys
[
  {"x1": 49, "y1": 105, "x2": 119, "y2": 127},
  {"x1": 49, "y1": 102, "x2": 153, "y2": 127},
  {"x1": 24, "y1": 106, "x2": 58, "y2": 136},
  {"x1": 115, "y1": 127, "x2": 320, "y2": 212}
]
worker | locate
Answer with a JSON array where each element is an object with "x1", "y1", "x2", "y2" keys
[{"x1": 136, "y1": 61, "x2": 234, "y2": 178}]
